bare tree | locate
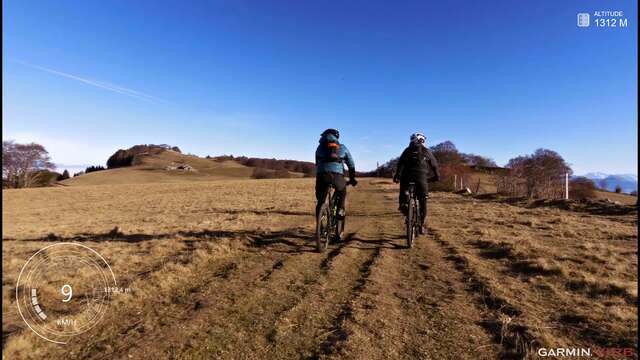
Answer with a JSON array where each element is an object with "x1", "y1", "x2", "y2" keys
[
  {"x1": 462, "y1": 153, "x2": 497, "y2": 167},
  {"x1": 2, "y1": 141, "x2": 55, "y2": 188},
  {"x1": 505, "y1": 149, "x2": 572, "y2": 199},
  {"x1": 569, "y1": 177, "x2": 597, "y2": 199}
]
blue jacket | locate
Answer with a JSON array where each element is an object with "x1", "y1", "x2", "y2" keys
[{"x1": 315, "y1": 133, "x2": 356, "y2": 176}]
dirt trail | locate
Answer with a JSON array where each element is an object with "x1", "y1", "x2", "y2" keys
[
  {"x1": 109, "y1": 180, "x2": 500, "y2": 359},
  {"x1": 3, "y1": 179, "x2": 636, "y2": 359}
]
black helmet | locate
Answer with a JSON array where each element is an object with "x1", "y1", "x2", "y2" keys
[{"x1": 321, "y1": 128, "x2": 340, "y2": 138}]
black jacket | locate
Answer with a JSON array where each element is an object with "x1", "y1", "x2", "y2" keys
[{"x1": 395, "y1": 143, "x2": 440, "y2": 181}]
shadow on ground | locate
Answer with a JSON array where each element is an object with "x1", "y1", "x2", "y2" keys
[
  {"x1": 3, "y1": 227, "x2": 318, "y2": 254},
  {"x1": 474, "y1": 193, "x2": 637, "y2": 216}
]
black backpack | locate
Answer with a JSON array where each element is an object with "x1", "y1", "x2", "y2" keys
[
  {"x1": 324, "y1": 141, "x2": 342, "y2": 162},
  {"x1": 406, "y1": 145, "x2": 436, "y2": 177},
  {"x1": 408, "y1": 145, "x2": 428, "y2": 168}
]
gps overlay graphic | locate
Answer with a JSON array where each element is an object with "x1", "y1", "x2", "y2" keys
[{"x1": 15, "y1": 243, "x2": 118, "y2": 344}]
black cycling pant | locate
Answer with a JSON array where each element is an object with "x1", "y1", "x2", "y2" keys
[
  {"x1": 316, "y1": 172, "x2": 346, "y2": 216},
  {"x1": 399, "y1": 175, "x2": 428, "y2": 225}
]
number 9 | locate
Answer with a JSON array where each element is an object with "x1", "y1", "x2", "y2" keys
[{"x1": 61, "y1": 284, "x2": 73, "y2": 303}]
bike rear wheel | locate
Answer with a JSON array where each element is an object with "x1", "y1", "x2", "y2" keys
[
  {"x1": 414, "y1": 201, "x2": 421, "y2": 238},
  {"x1": 406, "y1": 196, "x2": 415, "y2": 248},
  {"x1": 316, "y1": 201, "x2": 331, "y2": 252}
]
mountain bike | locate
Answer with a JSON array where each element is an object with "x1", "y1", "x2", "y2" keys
[
  {"x1": 404, "y1": 182, "x2": 421, "y2": 248},
  {"x1": 316, "y1": 185, "x2": 346, "y2": 253}
]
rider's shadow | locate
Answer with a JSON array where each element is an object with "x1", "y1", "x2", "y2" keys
[
  {"x1": 245, "y1": 229, "x2": 318, "y2": 254},
  {"x1": 344, "y1": 236, "x2": 406, "y2": 250}
]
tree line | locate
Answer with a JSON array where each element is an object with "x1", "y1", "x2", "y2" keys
[
  {"x1": 2, "y1": 140, "x2": 628, "y2": 200},
  {"x1": 363, "y1": 140, "x2": 499, "y2": 191},
  {"x1": 209, "y1": 155, "x2": 316, "y2": 178},
  {"x1": 366, "y1": 140, "x2": 603, "y2": 200}
]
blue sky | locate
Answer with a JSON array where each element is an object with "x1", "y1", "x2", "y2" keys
[{"x1": 2, "y1": 0, "x2": 637, "y2": 174}]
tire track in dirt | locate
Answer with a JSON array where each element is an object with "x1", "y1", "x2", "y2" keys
[
  {"x1": 430, "y1": 228, "x2": 539, "y2": 359},
  {"x1": 312, "y1": 245, "x2": 382, "y2": 358},
  {"x1": 176, "y1": 241, "x2": 358, "y2": 358},
  {"x1": 264, "y1": 235, "x2": 383, "y2": 359},
  {"x1": 313, "y1": 184, "x2": 500, "y2": 360},
  {"x1": 331, "y1": 233, "x2": 503, "y2": 359},
  {"x1": 171, "y1": 184, "x2": 387, "y2": 358},
  {"x1": 66, "y1": 245, "x2": 271, "y2": 359},
  {"x1": 50, "y1": 232, "x2": 316, "y2": 360},
  {"x1": 254, "y1": 187, "x2": 395, "y2": 359},
  {"x1": 466, "y1": 237, "x2": 639, "y2": 345},
  {"x1": 118, "y1": 227, "x2": 364, "y2": 359},
  {"x1": 202, "y1": 180, "x2": 502, "y2": 360},
  {"x1": 429, "y1": 192, "x2": 637, "y2": 357}
]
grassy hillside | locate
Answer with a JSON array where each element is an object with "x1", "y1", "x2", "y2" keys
[
  {"x1": 62, "y1": 149, "x2": 307, "y2": 186},
  {"x1": 594, "y1": 190, "x2": 637, "y2": 205},
  {"x1": 61, "y1": 150, "x2": 255, "y2": 186}
]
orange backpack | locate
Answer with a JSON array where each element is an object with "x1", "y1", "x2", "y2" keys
[{"x1": 325, "y1": 141, "x2": 341, "y2": 162}]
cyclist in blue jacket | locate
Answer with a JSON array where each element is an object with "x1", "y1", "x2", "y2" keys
[{"x1": 315, "y1": 129, "x2": 357, "y2": 223}]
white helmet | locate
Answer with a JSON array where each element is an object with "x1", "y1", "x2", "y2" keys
[{"x1": 410, "y1": 132, "x2": 426, "y2": 144}]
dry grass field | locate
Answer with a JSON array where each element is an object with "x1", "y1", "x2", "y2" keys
[{"x1": 2, "y1": 178, "x2": 638, "y2": 359}]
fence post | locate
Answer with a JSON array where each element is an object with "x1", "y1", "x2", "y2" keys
[
  {"x1": 565, "y1": 173, "x2": 569, "y2": 200},
  {"x1": 454, "y1": 174, "x2": 457, "y2": 190}
]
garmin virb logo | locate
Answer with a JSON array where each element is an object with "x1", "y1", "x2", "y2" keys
[{"x1": 537, "y1": 347, "x2": 636, "y2": 358}]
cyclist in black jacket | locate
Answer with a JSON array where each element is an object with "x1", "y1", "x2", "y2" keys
[{"x1": 393, "y1": 132, "x2": 440, "y2": 234}]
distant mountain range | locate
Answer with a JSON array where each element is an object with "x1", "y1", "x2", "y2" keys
[{"x1": 581, "y1": 173, "x2": 638, "y2": 194}]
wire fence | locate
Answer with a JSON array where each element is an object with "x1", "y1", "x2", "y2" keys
[{"x1": 453, "y1": 173, "x2": 570, "y2": 199}]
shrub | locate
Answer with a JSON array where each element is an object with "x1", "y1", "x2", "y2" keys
[
  {"x1": 29, "y1": 170, "x2": 60, "y2": 187},
  {"x1": 615, "y1": 185, "x2": 622, "y2": 193},
  {"x1": 251, "y1": 167, "x2": 293, "y2": 179},
  {"x1": 57, "y1": 170, "x2": 70, "y2": 181},
  {"x1": 569, "y1": 177, "x2": 597, "y2": 200},
  {"x1": 302, "y1": 164, "x2": 316, "y2": 177},
  {"x1": 251, "y1": 167, "x2": 271, "y2": 179},
  {"x1": 273, "y1": 169, "x2": 291, "y2": 178}
]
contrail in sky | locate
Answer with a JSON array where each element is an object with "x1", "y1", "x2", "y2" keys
[{"x1": 12, "y1": 59, "x2": 170, "y2": 104}]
